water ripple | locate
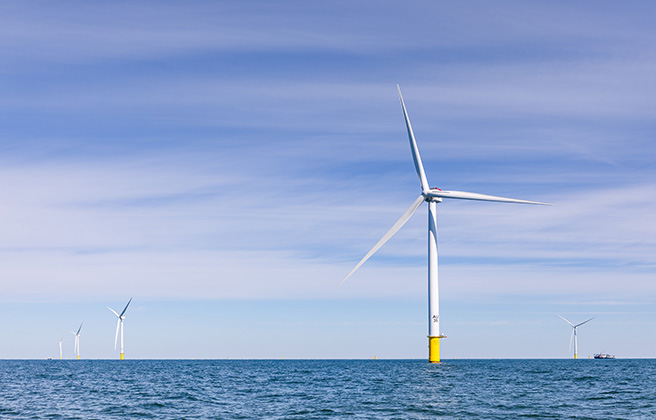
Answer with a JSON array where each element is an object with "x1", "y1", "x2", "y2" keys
[{"x1": 0, "y1": 359, "x2": 655, "y2": 419}]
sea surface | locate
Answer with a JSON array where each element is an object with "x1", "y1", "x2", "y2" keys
[{"x1": 0, "y1": 359, "x2": 654, "y2": 419}]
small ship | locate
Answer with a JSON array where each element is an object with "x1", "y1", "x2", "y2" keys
[{"x1": 593, "y1": 353, "x2": 615, "y2": 359}]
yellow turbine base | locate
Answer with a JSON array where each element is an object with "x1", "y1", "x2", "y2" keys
[
  {"x1": 574, "y1": 353, "x2": 577, "y2": 360},
  {"x1": 428, "y1": 336, "x2": 441, "y2": 363},
  {"x1": 77, "y1": 355, "x2": 80, "y2": 360},
  {"x1": 120, "y1": 353, "x2": 124, "y2": 360}
]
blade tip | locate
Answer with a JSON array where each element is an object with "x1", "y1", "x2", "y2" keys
[{"x1": 337, "y1": 274, "x2": 351, "y2": 289}]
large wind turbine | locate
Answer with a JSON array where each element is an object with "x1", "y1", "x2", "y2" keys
[
  {"x1": 558, "y1": 315, "x2": 594, "y2": 359},
  {"x1": 108, "y1": 298, "x2": 132, "y2": 360},
  {"x1": 59, "y1": 336, "x2": 63, "y2": 360},
  {"x1": 71, "y1": 323, "x2": 82, "y2": 360},
  {"x1": 340, "y1": 86, "x2": 550, "y2": 363}
]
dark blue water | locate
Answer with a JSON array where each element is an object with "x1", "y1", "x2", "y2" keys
[{"x1": 0, "y1": 359, "x2": 654, "y2": 419}]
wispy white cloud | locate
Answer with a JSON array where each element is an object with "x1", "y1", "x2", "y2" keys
[{"x1": 0, "y1": 146, "x2": 652, "y2": 305}]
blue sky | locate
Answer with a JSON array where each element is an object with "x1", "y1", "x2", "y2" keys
[{"x1": 0, "y1": 1, "x2": 654, "y2": 359}]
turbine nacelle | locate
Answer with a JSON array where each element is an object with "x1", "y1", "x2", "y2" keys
[{"x1": 423, "y1": 189, "x2": 443, "y2": 203}]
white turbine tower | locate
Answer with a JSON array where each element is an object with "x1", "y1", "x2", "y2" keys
[
  {"x1": 108, "y1": 298, "x2": 132, "y2": 360},
  {"x1": 71, "y1": 323, "x2": 82, "y2": 360},
  {"x1": 58, "y1": 336, "x2": 63, "y2": 360},
  {"x1": 340, "y1": 86, "x2": 550, "y2": 363},
  {"x1": 558, "y1": 315, "x2": 594, "y2": 359}
]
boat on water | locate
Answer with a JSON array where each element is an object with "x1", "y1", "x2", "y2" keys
[{"x1": 594, "y1": 353, "x2": 615, "y2": 359}]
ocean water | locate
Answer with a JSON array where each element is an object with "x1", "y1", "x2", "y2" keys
[{"x1": 0, "y1": 359, "x2": 654, "y2": 419}]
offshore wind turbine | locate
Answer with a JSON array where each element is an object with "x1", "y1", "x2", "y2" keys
[
  {"x1": 108, "y1": 298, "x2": 132, "y2": 360},
  {"x1": 71, "y1": 323, "x2": 82, "y2": 360},
  {"x1": 59, "y1": 336, "x2": 63, "y2": 360},
  {"x1": 340, "y1": 86, "x2": 550, "y2": 363},
  {"x1": 558, "y1": 315, "x2": 594, "y2": 359}
]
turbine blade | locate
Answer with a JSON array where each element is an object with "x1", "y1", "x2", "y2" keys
[
  {"x1": 575, "y1": 317, "x2": 594, "y2": 327},
  {"x1": 428, "y1": 190, "x2": 551, "y2": 205},
  {"x1": 398, "y1": 86, "x2": 430, "y2": 193},
  {"x1": 119, "y1": 298, "x2": 133, "y2": 317},
  {"x1": 76, "y1": 323, "x2": 83, "y2": 335},
  {"x1": 108, "y1": 307, "x2": 119, "y2": 317},
  {"x1": 557, "y1": 314, "x2": 575, "y2": 327},
  {"x1": 569, "y1": 329, "x2": 574, "y2": 351},
  {"x1": 114, "y1": 319, "x2": 120, "y2": 350},
  {"x1": 338, "y1": 195, "x2": 425, "y2": 288}
]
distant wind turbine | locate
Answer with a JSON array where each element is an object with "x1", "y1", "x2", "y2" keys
[
  {"x1": 59, "y1": 336, "x2": 63, "y2": 360},
  {"x1": 558, "y1": 315, "x2": 594, "y2": 359},
  {"x1": 108, "y1": 298, "x2": 132, "y2": 360},
  {"x1": 71, "y1": 323, "x2": 82, "y2": 360},
  {"x1": 340, "y1": 86, "x2": 550, "y2": 363}
]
